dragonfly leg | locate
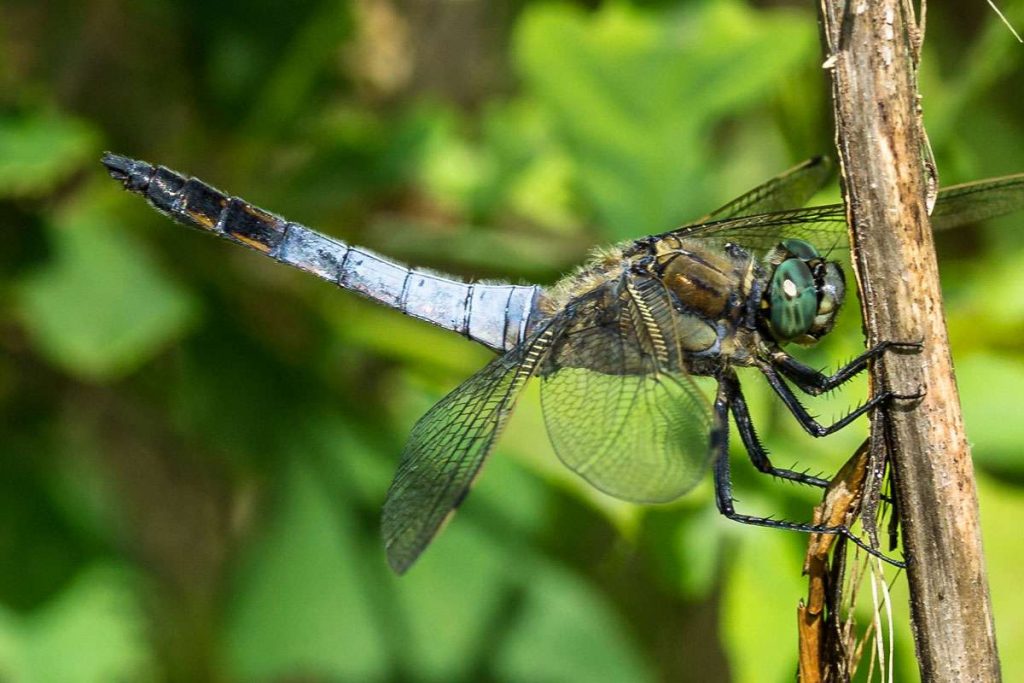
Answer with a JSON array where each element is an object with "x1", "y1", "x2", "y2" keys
[
  {"x1": 710, "y1": 381, "x2": 905, "y2": 568},
  {"x1": 756, "y1": 362, "x2": 903, "y2": 437},
  {"x1": 722, "y1": 371, "x2": 829, "y2": 488},
  {"x1": 710, "y1": 380, "x2": 736, "y2": 514},
  {"x1": 768, "y1": 340, "x2": 922, "y2": 396}
]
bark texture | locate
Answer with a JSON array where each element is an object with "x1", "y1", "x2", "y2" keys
[{"x1": 816, "y1": 0, "x2": 1001, "y2": 680}]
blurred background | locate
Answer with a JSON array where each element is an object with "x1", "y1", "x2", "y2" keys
[{"x1": 2, "y1": 0, "x2": 1023, "y2": 681}]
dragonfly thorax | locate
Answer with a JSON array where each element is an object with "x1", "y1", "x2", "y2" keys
[
  {"x1": 762, "y1": 239, "x2": 845, "y2": 345},
  {"x1": 654, "y1": 237, "x2": 758, "y2": 323}
]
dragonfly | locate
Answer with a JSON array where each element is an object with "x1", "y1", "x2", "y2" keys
[{"x1": 101, "y1": 153, "x2": 1024, "y2": 573}]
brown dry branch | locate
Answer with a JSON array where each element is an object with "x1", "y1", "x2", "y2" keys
[
  {"x1": 816, "y1": 0, "x2": 1001, "y2": 680},
  {"x1": 798, "y1": 439, "x2": 871, "y2": 683}
]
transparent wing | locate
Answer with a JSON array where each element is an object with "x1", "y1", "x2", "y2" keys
[
  {"x1": 931, "y1": 173, "x2": 1024, "y2": 231},
  {"x1": 700, "y1": 156, "x2": 833, "y2": 222},
  {"x1": 660, "y1": 171, "x2": 1024, "y2": 259},
  {"x1": 664, "y1": 204, "x2": 850, "y2": 258},
  {"x1": 540, "y1": 277, "x2": 713, "y2": 503},
  {"x1": 382, "y1": 322, "x2": 561, "y2": 573}
]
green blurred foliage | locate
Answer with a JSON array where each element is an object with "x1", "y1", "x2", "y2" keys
[
  {"x1": 1, "y1": 0, "x2": 1022, "y2": 681},
  {"x1": 18, "y1": 185, "x2": 197, "y2": 381}
]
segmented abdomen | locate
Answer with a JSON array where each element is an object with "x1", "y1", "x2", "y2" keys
[{"x1": 102, "y1": 154, "x2": 539, "y2": 353}]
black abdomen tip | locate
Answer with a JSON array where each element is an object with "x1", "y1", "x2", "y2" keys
[{"x1": 101, "y1": 152, "x2": 155, "y2": 193}]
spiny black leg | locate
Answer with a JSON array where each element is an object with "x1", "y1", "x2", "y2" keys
[
  {"x1": 711, "y1": 380, "x2": 735, "y2": 515},
  {"x1": 722, "y1": 370, "x2": 829, "y2": 489},
  {"x1": 757, "y1": 362, "x2": 897, "y2": 438},
  {"x1": 718, "y1": 511, "x2": 907, "y2": 568},
  {"x1": 769, "y1": 340, "x2": 921, "y2": 396},
  {"x1": 710, "y1": 377, "x2": 905, "y2": 567}
]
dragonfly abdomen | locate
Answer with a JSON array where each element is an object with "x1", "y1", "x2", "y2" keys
[{"x1": 101, "y1": 153, "x2": 539, "y2": 353}]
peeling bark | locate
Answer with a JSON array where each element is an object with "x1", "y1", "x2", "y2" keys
[{"x1": 799, "y1": 440, "x2": 871, "y2": 683}]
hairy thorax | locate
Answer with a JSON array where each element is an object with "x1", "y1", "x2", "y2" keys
[{"x1": 536, "y1": 238, "x2": 764, "y2": 376}]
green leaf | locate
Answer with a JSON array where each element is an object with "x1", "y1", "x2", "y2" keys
[
  {"x1": 0, "y1": 112, "x2": 98, "y2": 198},
  {"x1": 225, "y1": 458, "x2": 387, "y2": 682},
  {"x1": 978, "y1": 473, "x2": 1024, "y2": 681},
  {"x1": 720, "y1": 529, "x2": 805, "y2": 683},
  {"x1": 392, "y1": 521, "x2": 515, "y2": 681},
  {"x1": 16, "y1": 185, "x2": 197, "y2": 382},
  {"x1": 0, "y1": 564, "x2": 153, "y2": 683},
  {"x1": 921, "y1": 0, "x2": 1024, "y2": 147},
  {"x1": 957, "y1": 353, "x2": 1024, "y2": 479},
  {"x1": 385, "y1": 436, "x2": 557, "y2": 678},
  {"x1": 415, "y1": 106, "x2": 493, "y2": 216},
  {"x1": 671, "y1": 503, "x2": 724, "y2": 599},
  {"x1": 238, "y1": 1, "x2": 352, "y2": 136},
  {"x1": 484, "y1": 101, "x2": 579, "y2": 232},
  {"x1": 514, "y1": 2, "x2": 816, "y2": 239},
  {"x1": 495, "y1": 563, "x2": 655, "y2": 683}
]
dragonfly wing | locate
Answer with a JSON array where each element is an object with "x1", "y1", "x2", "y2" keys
[
  {"x1": 931, "y1": 173, "x2": 1024, "y2": 231},
  {"x1": 701, "y1": 156, "x2": 833, "y2": 222},
  {"x1": 382, "y1": 321, "x2": 562, "y2": 573},
  {"x1": 540, "y1": 276, "x2": 713, "y2": 503},
  {"x1": 665, "y1": 171, "x2": 1024, "y2": 259},
  {"x1": 664, "y1": 204, "x2": 850, "y2": 257}
]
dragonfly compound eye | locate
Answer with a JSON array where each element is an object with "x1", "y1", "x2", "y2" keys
[
  {"x1": 807, "y1": 261, "x2": 845, "y2": 339},
  {"x1": 780, "y1": 238, "x2": 820, "y2": 261},
  {"x1": 769, "y1": 258, "x2": 817, "y2": 341}
]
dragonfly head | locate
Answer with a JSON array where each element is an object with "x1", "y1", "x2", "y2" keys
[{"x1": 763, "y1": 239, "x2": 845, "y2": 345}]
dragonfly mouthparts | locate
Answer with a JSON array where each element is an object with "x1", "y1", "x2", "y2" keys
[{"x1": 101, "y1": 152, "x2": 155, "y2": 192}]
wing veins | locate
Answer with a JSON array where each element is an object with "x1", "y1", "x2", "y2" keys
[{"x1": 382, "y1": 319, "x2": 563, "y2": 572}]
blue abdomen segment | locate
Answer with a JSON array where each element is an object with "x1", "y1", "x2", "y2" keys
[{"x1": 102, "y1": 153, "x2": 539, "y2": 352}]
